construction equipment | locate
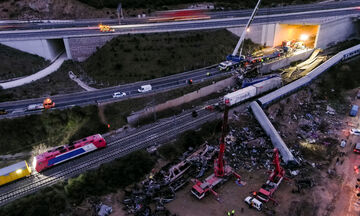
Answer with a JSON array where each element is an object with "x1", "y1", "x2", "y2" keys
[
  {"x1": 244, "y1": 148, "x2": 285, "y2": 210},
  {"x1": 218, "y1": 0, "x2": 262, "y2": 71},
  {"x1": 256, "y1": 148, "x2": 285, "y2": 203},
  {"x1": 191, "y1": 106, "x2": 241, "y2": 199}
]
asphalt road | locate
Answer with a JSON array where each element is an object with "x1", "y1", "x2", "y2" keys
[
  {"x1": 0, "y1": 0, "x2": 359, "y2": 30},
  {"x1": 0, "y1": 66, "x2": 228, "y2": 118},
  {"x1": 0, "y1": 3, "x2": 359, "y2": 40}
]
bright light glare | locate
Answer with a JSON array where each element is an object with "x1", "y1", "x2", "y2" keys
[
  {"x1": 16, "y1": 169, "x2": 22, "y2": 174},
  {"x1": 246, "y1": 28, "x2": 250, "y2": 32},
  {"x1": 300, "y1": 34, "x2": 309, "y2": 41},
  {"x1": 32, "y1": 156, "x2": 37, "y2": 170}
]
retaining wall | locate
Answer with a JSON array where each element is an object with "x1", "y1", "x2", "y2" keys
[
  {"x1": 259, "y1": 49, "x2": 313, "y2": 74},
  {"x1": 127, "y1": 76, "x2": 236, "y2": 124}
]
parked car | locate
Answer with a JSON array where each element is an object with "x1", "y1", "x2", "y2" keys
[
  {"x1": 354, "y1": 143, "x2": 360, "y2": 153},
  {"x1": 350, "y1": 128, "x2": 360, "y2": 136},
  {"x1": 112, "y1": 92, "x2": 126, "y2": 98}
]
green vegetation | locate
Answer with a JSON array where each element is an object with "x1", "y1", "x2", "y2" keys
[
  {"x1": 0, "y1": 43, "x2": 49, "y2": 81},
  {"x1": 0, "y1": 150, "x2": 155, "y2": 216},
  {"x1": 0, "y1": 75, "x2": 228, "y2": 154},
  {"x1": 80, "y1": 30, "x2": 259, "y2": 87},
  {"x1": 0, "y1": 61, "x2": 83, "y2": 102},
  {"x1": 78, "y1": 0, "x2": 313, "y2": 10},
  {"x1": 316, "y1": 55, "x2": 360, "y2": 113},
  {"x1": 0, "y1": 106, "x2": 108, "y2": 154}
]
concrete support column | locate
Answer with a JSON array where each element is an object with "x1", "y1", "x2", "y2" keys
[{"x1": 63, "y1": 37, "x2": 72, "y2": 59}]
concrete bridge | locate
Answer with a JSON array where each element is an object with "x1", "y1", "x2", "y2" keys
[{"x1": 0, "y1": 6, "x2": 358, "y2": 62}]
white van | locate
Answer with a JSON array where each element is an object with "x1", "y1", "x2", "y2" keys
[
  {"x1": 244, "y1": 196, "x2": 263, "y2": 211},
  {"x1": 138, "y1": 84, "x2": 152, "y2": 93}
]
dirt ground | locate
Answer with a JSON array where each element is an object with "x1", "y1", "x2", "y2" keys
[{"x1": 73, "y1": 77, "x2": 360, "y2": 216}]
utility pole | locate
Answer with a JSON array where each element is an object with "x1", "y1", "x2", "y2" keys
[{"x1": 117, "y1": 3, "x2": 124, "y2": 25}]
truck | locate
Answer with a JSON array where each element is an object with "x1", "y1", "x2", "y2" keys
[
  {"x1": 27, "y1": 98, "x2": 55, "y2": 111},
  {"x1": 27, "y1": 103, "x2": 45, "y2": 111},
  {"x1": 350, "y1": 105, "x2": 359, "y2": 117},
  {"x1": 244, "y1": 196, "x2": 263, "y2": 211},
  {"x1": 220, "y1": 0, "x2": 261, "y2": 71},
  {"x1": 138, "y1": 84, "x2": 152, "y2": 93},
  {"x1": 218, "y1": 60, "x2": 241, "y2": 71}
]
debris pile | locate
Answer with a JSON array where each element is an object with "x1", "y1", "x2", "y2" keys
[
  {"x1": 122, "y1": 144, "x2": 216, "y2": 215},
  {"x1": 225, "y1": 127, "x2": 274, "y2": 172}
]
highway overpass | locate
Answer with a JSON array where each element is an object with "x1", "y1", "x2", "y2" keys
[{"x1": 0, "y1": 2, "x2": 359, "y2": 61}]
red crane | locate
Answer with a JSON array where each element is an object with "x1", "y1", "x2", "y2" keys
[
  {"x1": 256, "y1": 148, "x2": 286, "y2": 203},
  {"x1": 191, "y1": 106, "x2": 241, "y2": 199},
  {"x1": 214, "y1": 106, "x2": 228, "y2": 177}
]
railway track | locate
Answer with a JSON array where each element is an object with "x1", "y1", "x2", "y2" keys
[{"x1": 0, "y1": 108, "x2": 218, "y2": 206}]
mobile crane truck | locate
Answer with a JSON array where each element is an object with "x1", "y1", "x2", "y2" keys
[{"x1": 218, "y1": 0, "x2": 261, "y2": 72}]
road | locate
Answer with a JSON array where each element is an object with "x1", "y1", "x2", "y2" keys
[
  {"x1": 0, "y1": 66, "x2": 229, "y2": 119},
  {"x1": 0, "y1": 53, "x2": 67, "y2": 89},
  {"x1": 0, "y1": 0, "x2": 359, "y2": 31},
  {"x1": 0, "y1": 4, "x2": 359, "y2": 40},
  {"x1": 331, "y1": 96, "x2": 360, "y2": 216}
]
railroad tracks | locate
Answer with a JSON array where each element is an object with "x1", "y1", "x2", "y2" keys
[{"x1": 0, "y1": 108, "x2": 218, "y2": 206}]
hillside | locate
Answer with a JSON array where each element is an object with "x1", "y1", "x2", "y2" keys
[
  {"x1": 0, "y1": 44, "x2": 49, "y2": 81},
  {"x1": 80, "y1": 29, "x2": 261, "y2": 87}
]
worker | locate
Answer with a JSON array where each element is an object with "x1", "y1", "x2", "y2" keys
[
  {"x1": 227, "y1": 211, "x2": 231, "y2": 216},
  {"x1": 206, "y1": 72, "x2": 210, "y2": 76},
  {"x1": 231, "y1": 209, "x2": 235, "y2": 215}
]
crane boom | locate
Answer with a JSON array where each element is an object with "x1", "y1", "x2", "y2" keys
[
  {"x1": 231, "y1": 0, "x2": 262, "y2": 57},
  {"x1": 214, "y1": 105, "x2": 229, "y2": 177}
]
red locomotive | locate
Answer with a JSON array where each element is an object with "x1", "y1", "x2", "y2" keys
[{"x1": 33, "y1": 134, "x2": 106, "y2": 172}]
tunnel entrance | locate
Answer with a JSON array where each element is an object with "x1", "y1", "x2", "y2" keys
[{"x1": 273, "y1": 24, "x2": 319, "y2": 49}]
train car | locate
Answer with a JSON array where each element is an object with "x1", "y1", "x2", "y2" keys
[
  {"x1": 253, "y1": 77, "x2": 282, "y2": 95},
  {"x1": 0, "y1": 161, "x2": 32, "y2": 186},
  {"x1": 33, "y1": 134, "x2": 106, "y2": 172},
  {"x1": 257, "y1": 44, "x2": 360, "y2": 108},
  {"x1": 341, "y1": 44, "x2": 360, "y2": 61},
  {"x1": 224, "y1": 77, "x2": 282, "y2": 106},
  {"x1": 257, "y1": 76, "x2": 311, "y2": 108},
  {"x1": 224, "y1": 86, "x2": 257, "y2": 106}
]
